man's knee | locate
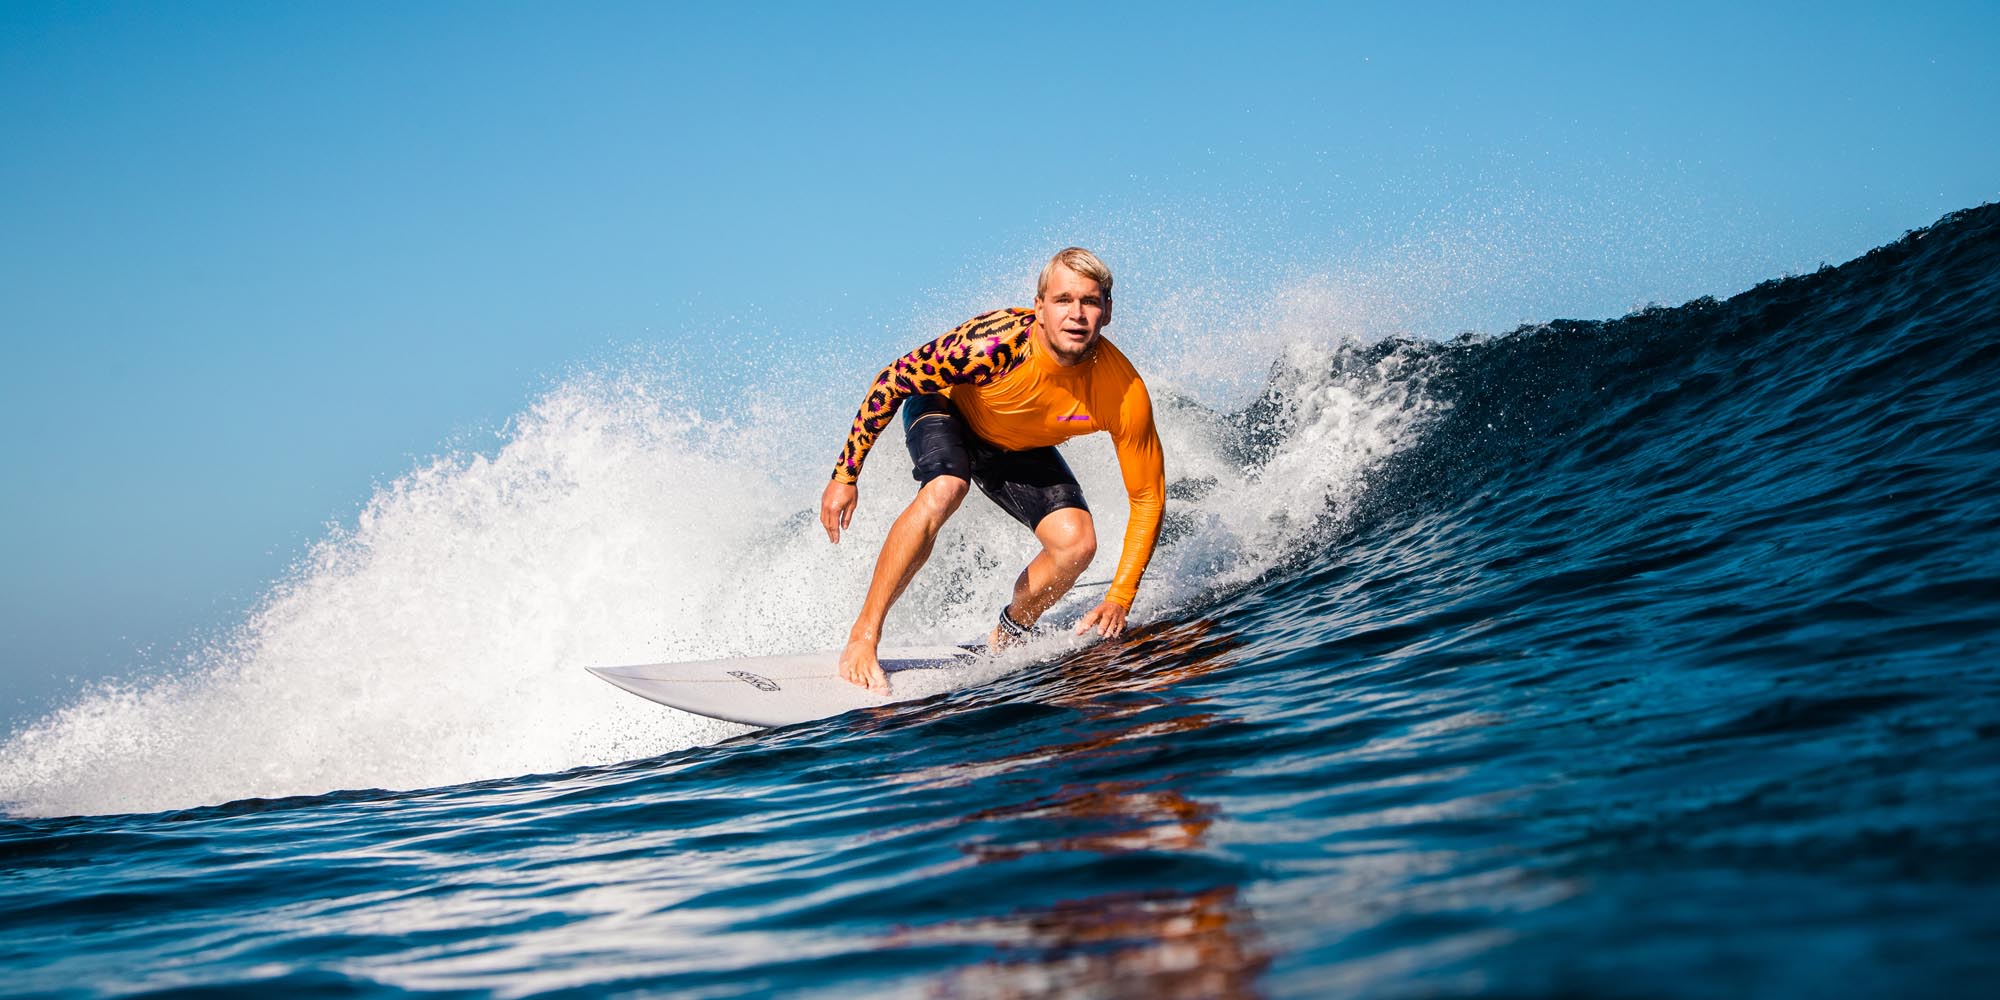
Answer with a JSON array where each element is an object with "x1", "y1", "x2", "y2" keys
[
  {"x1": 1039, "y1": 508, "x2": 1097, "y2": 565},
  {"x1": 916, "y1": 476, "x2": 969, "y2": 520}
]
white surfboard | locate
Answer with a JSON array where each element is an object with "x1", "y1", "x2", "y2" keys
[{"x1": 586, "y1": 644, "x2": 985, "y2": 728}]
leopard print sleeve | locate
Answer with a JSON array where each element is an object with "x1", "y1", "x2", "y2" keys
[{"x1": 831, "y1": 308, "x2": 1033, "y2": 483}]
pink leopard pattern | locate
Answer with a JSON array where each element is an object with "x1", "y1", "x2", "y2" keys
[{"x1": 831, "y1": 308, "x2": 1034, "y2": 483}]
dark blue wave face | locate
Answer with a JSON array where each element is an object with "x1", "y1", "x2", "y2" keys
[{"x1": 3, "y1": 206, "x2": 1998, "y2": 997}]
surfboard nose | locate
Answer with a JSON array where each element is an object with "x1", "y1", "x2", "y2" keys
[{"x1": 584, "y1": 665, "x2": 659, "y2": 701}]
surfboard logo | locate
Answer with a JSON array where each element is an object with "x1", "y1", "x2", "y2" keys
[{"x1": 727, "y1": 670, "x2": 781, "y2": 692}]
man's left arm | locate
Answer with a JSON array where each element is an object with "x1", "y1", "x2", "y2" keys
[{"x1": 1077, "y1": 377, "x2": 1166, "y2": 638}]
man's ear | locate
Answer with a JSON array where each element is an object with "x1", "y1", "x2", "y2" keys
[{"x1": 1102, "y1": 296, "x2": 1113, "y2": 328}]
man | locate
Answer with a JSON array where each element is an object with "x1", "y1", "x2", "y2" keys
[{"x1": 818, "y1": 248, "x2": 1166, "y2": 693}]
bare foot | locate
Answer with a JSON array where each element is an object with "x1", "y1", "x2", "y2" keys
[{"x1": 837, "y1": 638, "x2": 889, "y2": 694}]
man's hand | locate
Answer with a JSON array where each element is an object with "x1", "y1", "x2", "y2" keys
[
  {"x1": 1075, "y1": 600, "x2": 1130, "y2": 640},
  {"x1": 838, "y1": 637, "x2": 889, "y2": 694},
  {"x1": 820, "y1": 479, "x2": 858, "y2": 543}
]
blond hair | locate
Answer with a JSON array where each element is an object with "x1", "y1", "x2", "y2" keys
[{"x1": 1036, "y1": 247, "x2": 1114, "y2": 300}]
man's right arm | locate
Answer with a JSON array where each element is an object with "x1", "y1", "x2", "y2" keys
[
  {"x1": 827, "y1": 309, "x2": 1028, "y2": 484},
  {"x1": 820, "y1": 309, "x2": 1029, "y2": 544},
  {"x1": 820, "y1": 323, "x2": 965, "y2": 544}
]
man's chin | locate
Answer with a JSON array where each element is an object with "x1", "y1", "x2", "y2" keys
[{"x1": 1049, "y1": 337, "x2": 1095, "y2": 362}]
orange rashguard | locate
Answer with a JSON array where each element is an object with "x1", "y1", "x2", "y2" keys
[{"x1": 833, "y1": 308, "x2": 1166, "y2": 608}]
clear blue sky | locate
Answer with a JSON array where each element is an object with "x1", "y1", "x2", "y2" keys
[{"x1": 3, "y1": 1, "x2": 1996, "y2": 724}]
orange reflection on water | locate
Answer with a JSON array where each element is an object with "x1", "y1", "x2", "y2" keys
[
  {"x1": 888, "y1": 616, "x2": 1248, "y2": 796},
  {"x1": 907, "y1": 886, "x2": 1270, "y2": 1000},
  {"x1": 878, "y1": 616, "x2": 1270, "y2": 994},
  {"x1": 963, "y1": 781, "x2": 1215, "y2": 861},
  {"x1": 1048, "y1": 614, "x2": 1247, "y2": 705}
]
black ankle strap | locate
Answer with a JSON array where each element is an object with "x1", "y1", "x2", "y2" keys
[{"x1": 997, "y1": 605, "x2": 1034, "y2": 639}]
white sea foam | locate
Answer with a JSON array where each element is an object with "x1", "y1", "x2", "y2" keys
[{"x1": 0, "y1": 293, "x2": 1443, "y2": 817}]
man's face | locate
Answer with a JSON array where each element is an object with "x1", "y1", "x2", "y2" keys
[{"x1": 1034, "y1": 266, "x2": 1112, "y2": 365}]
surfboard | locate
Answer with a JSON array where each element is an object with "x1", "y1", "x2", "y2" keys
[{"x1": 586, "y1": 644, "x2": 984, "y2": 728}]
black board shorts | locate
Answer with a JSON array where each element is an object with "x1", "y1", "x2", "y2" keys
[{"x1": 903, "y1": 393, "x2": 1089, "y2": 529}]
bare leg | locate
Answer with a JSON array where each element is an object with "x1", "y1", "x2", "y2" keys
[
  {"x1": 991, "y1": 507, "x2": 1097, "y2": 648},
  {"x1": 839, "y1": 476, "x2": 969, "y2": 691}
]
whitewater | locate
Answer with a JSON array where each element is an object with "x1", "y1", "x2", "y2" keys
[{"x1": 0, "y1": 282, "x2": 1434, "y2": 818}]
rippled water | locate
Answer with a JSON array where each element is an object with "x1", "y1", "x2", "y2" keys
[{"x1": 4, "y1": 205, "x2": 1998, "y2": 997}]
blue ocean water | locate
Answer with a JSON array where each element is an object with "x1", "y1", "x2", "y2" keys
[{"x1": 3, "y1": 204, "x2": 1998, "y2": 997}]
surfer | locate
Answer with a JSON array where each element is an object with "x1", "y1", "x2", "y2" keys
[{"x1": 819, "y1": 248, "x2": 1166, "y2": 693}]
